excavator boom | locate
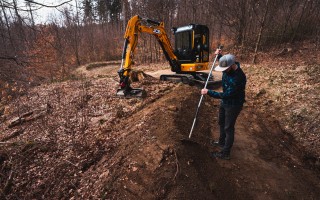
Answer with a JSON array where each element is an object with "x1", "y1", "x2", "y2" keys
[{"x1": 117, "y1": 15, "x2": 180, "y2": 97}]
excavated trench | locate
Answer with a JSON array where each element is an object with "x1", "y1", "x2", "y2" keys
[
  {"x1": 107, "y1": 84, "x2": 320, "y2": 199},
  {"x1": 104, "y1": 84, "x2": 251, "y2": 199},
  {"x1": 167, "y1": 86, "x2": 250, "y2": 199}
]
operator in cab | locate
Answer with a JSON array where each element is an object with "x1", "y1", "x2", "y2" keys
[{"x1": 201, "y1": 49, "x2": 247, "y2": 160}]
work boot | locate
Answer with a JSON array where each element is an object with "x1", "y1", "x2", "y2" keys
[
  {"x1": 211, "y1": 151, "x2": 230, "y2": 160},
  {"x1": 210, "y1": 140, "x2": 224, "y2": 148}
]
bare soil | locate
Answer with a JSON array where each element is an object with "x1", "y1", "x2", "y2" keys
[{"x1": 1, "y1": 48, "x2": 320, "y2": 199}]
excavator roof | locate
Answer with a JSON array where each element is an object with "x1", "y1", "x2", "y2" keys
[
  {"x1": 175, "y1": 25, "x2": 194, "y2": 33},
  {"x1": 174, "y1": 24, "x2": 209, "y2": 34}
]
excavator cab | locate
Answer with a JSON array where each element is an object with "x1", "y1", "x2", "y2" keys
[
  {"x1": 173, "y1": 24, "x2": 210, "y2": 66},
  {"x1": 160, "y1": 24, "x2": 213, "y2": 86}
]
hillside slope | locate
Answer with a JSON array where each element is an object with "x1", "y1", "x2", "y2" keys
[{"x1": 1, "y1": 54, "x2": 319, "y2": 199}]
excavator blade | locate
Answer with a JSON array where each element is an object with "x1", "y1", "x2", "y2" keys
[{"x1": 116, "y1": 88, "x2": 147, "y2": 98}]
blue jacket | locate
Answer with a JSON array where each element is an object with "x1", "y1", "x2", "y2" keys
[{"x1": 208, "y1": 62, "x2": 246, "y2": 106}]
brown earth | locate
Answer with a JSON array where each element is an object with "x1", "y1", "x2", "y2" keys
[{"x1": 1, "y1": 47, "x2": 320, "y2": 199}]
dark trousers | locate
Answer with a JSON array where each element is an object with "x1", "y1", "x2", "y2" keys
[{"x1": 218, "y1": 105, "x2": 243, "y2": 155}]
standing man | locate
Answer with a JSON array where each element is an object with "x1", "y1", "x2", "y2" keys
[{"x1": 201, "y1": 49, "x2": 246, "y2": 160}]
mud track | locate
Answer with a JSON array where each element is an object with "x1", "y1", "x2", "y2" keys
[{"x1": 79, "y1": 85, "x2": 320, "y2": 199}]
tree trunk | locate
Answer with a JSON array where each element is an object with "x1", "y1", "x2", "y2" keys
[
  {"x1": 252, "y1": 0, "x2": 269, "y2": 64},
  {"x1": 122, "y1": 0, "x2": 127, "y2": 32},
  {"x1": 290, "y1": 0, "x2": 308, "y2": 43}
]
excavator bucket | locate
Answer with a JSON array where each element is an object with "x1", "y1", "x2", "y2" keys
[{"x1": 116, "y1": 88, "x2": 147, "y2": 98}]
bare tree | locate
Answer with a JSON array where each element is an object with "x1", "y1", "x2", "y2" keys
[{"x1": 252, "y1": 0, "x2": 270, "y2": 64}]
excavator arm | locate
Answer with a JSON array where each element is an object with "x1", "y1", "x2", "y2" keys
[{"x1": 117, "y1": 15, "x2": 179, "y2": 97}]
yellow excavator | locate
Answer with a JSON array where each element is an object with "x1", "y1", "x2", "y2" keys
[{"x1": 117, "y1": 15, "x2": 216, "y2": 97}]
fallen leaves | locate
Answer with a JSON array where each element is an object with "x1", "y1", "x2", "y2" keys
[{"x1": 244, "y1": 61, "x2": 320, "y2": 160}]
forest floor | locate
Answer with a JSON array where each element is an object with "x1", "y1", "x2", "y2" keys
[{"x1": 0, "y1": 42, "x2": 320, "y2": 199}]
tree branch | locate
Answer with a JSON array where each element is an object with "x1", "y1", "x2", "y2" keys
[
  {"x1": 0, "y1": 56, "x2": 17, "y2": 61},
  {"x1": 25, "y1": 0, "x2": 72, "y2": 8}
]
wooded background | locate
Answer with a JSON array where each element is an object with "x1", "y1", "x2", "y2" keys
[{"x1": 0, "y1": 0, "x2": 320, "y2": 102}]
